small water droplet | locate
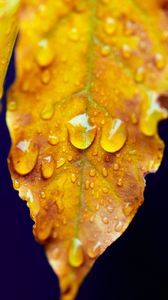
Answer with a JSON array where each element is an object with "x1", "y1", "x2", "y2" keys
[
  {"x1": 104, "y1": 17, "x2": 116, "y2": 35},
  {"x1": 117, "y1": 178, "x2": 123, "y2": 186},
  {"x1": 85, "y1": 180, "x2": 90, "y2": 190},
  {"x1": 68, "y1": 238, "x2": 84, "y2": 268},
  {"x1": 69, "y1": 27, "x2": 79, "y2": 41},
  {"x1": 101, "y1": 118, "x2": 127, "y2": 153},
  {"x1": 122, "y1": 44, "x2": 132, "y2": 59},
  {"x1": 48, "y1": 134, "x2": 59, "y2": 145},
  {"x1": 12, "y1": 139, "x2": 38, "y2": 175},
  {"x1": 102, "y1": 167, "x2": 108, "y2": 177},
  {"x1": 87, "y1": 241, "x2": 101, "y2": 258},
  {"x1": 113, "y1": 163, "x2": 119, "y2": 170},
  {"x1": 41, "y1": 155, "x2": 54, "y2": 179},
  {"x1": 67, "y1": 113, "x2": 97, "y2": 150},
  {"x1": 115, "y1": 220, "x2": 123, "y2": 232},
  {"x1": 154, "y1": 53, "x2": 165, "y2": 70},
  {"x1": 40, "y1": 191, "x2": 46, "y2": 199},
  {"x1": 7, "y1": 100, "x2": 17, "y2": 111},
  {"x1": 123, "y1": 202, "x2": 134, "y2": 217},
  {"x1": 13, "y1": 179, "x2": 20, "y2": 189},
  {"x1": 56, "y1": 157, "x2": 65, "y2": 168},
  {"x1": 135, "y1": 66, "x2": 145, "y2": 83},
  {"x1": 101, "y1": 45, "x2": 111, "y2": 56},
  {"x1": 90, "y1": 168, "x2": 96, "y2": 177},
  {"x1": 40, "y1": 103, "x2": 54, "y2": 120},
  {"x1": 90, "y1": 182, "x2": 94, "y2": 189},
  {"x1": 41, "y1": 69, "x2": 51, "y2": 84},
  {"x1": 71, "y1": 173, "x2": 77, "y2": 183},
  {"x1": 107, "y1": 205, "x2": 114, "y2": 213},
  {"x1": 36, "y1": 39, "x2": 54, "y2": 67},
  {"x1": 102, "y1": 216, "x2": 109, "y2": 224}
]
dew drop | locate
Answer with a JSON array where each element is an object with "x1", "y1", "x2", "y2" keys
[
  {"x1": 13, "y1": 179, "x2": 20, "y2": 189},
  {"x1": 71, "y1": 173, "x2": 77, "y2": 183},
  {"x1": 12, "y1": 139, "x2": 38, "y2": 175},
  {"x1": 122, "y1": 44, "x2": 132, "y2": 59},
  {"x1": 48, "y1": 134, "x2": 59, "y2": 145},
  {"x1": 107, "y1": 205, "x2": 114, "y2": 213},
  {"x1": 154, "y1": 53, "x2": 165, "y2": 70},
  {"x1": 123, "y1": 202, "x2": 134, "y2": 217},
  {"x1": 41, "y1": 155, "x2": 54, "y2": 179},
  {"x1": 104, "y1": 17, "x2": 116, "y2": 35},
  {"x1": 102, "y1": 216, "x2": 109, "y2": 224},
  {"x1": 90, "y1": 168, "x2": 96, "y2": 177},
  {"x1": 67, "y1": 113, "x2": 97, "y2": 150},
  {"x1": 113, "y1": 163, "x2": 119, "y2": 170},
  {"x1": 102, "y1": 167, "x2": 108, "y2": 177},
  {"x1": 41, "y1": 69, "x2": 51, "y2": 84},
  {"x1": 140, "y1": 92, "x2": 167, "y2": 136},
  {"x1": 68, "y1": 238, "x2": 84, "y2": 268},
  {"x1": 7, "y1": 100, "x2": 17, "y2": 111},
  {"x1": 101, "y1": 45, "x2": 111, "y2": 56},
  {"x1": 69, "y1": 27, "x2": 79, "y2": 41},
  {"x1": 40, "y1": 103, "x2": 54, "y2": 120},
  {"x1": 56, "y1": 157, "x2": 65, "y2": 168},
  {"x1": 117, "y1": 178, "x2": 123, "y2": 186},
  {"x1": 40, "y1": 191, "x2": 46, "y2": 199},
  {"x1": 115, "y1": 220, "x2": 123, "y2": 232},
  {"x1": 135, "y1": 66, "x2": 145, "y2": 83},
  {"x1": 87, "y1": 241, "x2": 101, "y2": 258},
  {"x1": 100, "y1": 118, "x2": 127, "y2": 153},
  {"x1": 36, "y1": 39, "x2": 54, "y2": 67}
]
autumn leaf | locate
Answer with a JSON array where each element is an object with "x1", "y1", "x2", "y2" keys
[
  {"x1": 0, "y1": 0, "x2": 20, "y2": 98},
  {"x1": 5, "y1": 0, "x2": 168, "y2": 299}
]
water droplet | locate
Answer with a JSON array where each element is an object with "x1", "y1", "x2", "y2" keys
[
  {"x1": 69, "y1": 27, "x2": 79, "y2": 41},
  {"x1": 48, "y1": 134, "x2": 59, "y2": 145},
  {"x1": 71, "y1": 173, "x2": 77, "y2": 183},
  {"x1": 107, "y1": 205, "x2": 114, "y2": 213},
  {"x1": 41, "y1": 69, "x2": 51, "y2": 84},
  {"x1": 154, "y1": 53, "x2": 165, "y2": 70},
  {"x1": 122, "y1": 44, "x2": 132, "y2": 59},
  {"x1": 102, "y1": 167, "x2": 108, "y2": 177},
  {"x1": 68, "y1": 238, "x2": 84, "y2": 268},
  {"x1": 90, "y1": 182, "x2": 94, "y2": 189},
  {"x1": 40, "y1": 103, "x2": 54, "y2": 120},
  {"x1": 85, "y1": 180, "x2": 90, "y2": 190},
  {"x1": 117, "y1": 178, "x2": 123, "y2": 186},
  {"x1": 7, "y1": 100, "x2": 17, "y2": 111},
  {"x1": 135, "y1": 67, "x2": 145, "y2": 83},
  {"x1": 41, "y1": 155, "x2": 54, "y2": 179},
  {"x1": 104, "y1": 17, "x2": 116, "y2": 35},
  {"x1": 13, "y1": 179, "x2": 20, "y2": 189},
  {"x1": 101, "y1": 118, "x2": 127, "y2": 153},
  {"x1": 140, "y1": 92, "x2": 167, "y2": 136},
  {"x1": 40, "y1": 191, "x2": 46, "y2": 199},
  {"x1": 12, "y1": 139, "x2": 38, "y2": 175},
  {"x1": 56, "y1": 157, "x2": 65, "y2": 168},
  {"x1": 26, "y1": 189, "x2": 40, "y2": 218},
  {"x1": 102, "y1": 216, "x2": 109, "y2": 224},
  {"x1": 36, "y1": 39, "x2": 54, "y2": 67},
  {"x1": 123, "y1": 202, "x2": 134, "y2": 217},
  {"x1": 101, "y1": 45, "x2": 111, "y2": 56},
  {"x1": 67, "y1": 113, "x2": 97, "y2": 150},
  {"x1": 90, "y1": 168, "x2": 96, "y2": 177},
  {"x1": 113, "y1": 163, "x2": 119, "y2": 170},
  {"x1": 87, "y1": 241, "x2": 101, "y2": 258},
  {"x1": 115, "y1": 220, "x2": 123, "y2": 232}
]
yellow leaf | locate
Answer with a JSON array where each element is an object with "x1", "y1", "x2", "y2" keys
[
  {"x1": 0, "y1": 0, "x2": 20, "y2": 98},
  {"x1": 6, "y1": 1, "x2": 168, "y2": 299}
]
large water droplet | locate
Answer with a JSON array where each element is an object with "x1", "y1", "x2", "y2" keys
[
  {"x1": 12, "y1": 139, "x2": 38, "y2": 175},
  {"x1": 41, "y1": 155, "x2": 54, "y2": 179},
  {"x1": 100, "y1": 118, "x2": 127, "y2": 153},
  {"x1": 67, "y1": 113, "x2": 97, "y2": 150},
  {"x1": 68, "y1": 238, "x2": 84, "y2": 268}
]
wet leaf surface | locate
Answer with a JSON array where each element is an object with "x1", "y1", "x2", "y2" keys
[{"x1": 5, "y1": 0, "x2": 168, "y2": 299}]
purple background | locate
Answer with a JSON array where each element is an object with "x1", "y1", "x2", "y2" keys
[{"x1": 0, "y1": 54, "x2": 168, "y2": 300}]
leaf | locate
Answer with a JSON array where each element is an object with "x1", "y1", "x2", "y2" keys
[
  {"x1": 0, "y1": 0, "x2": 20, "y2": 98},
  {"x1": 6, "y1": 1, "x2": 168, "y2": 299}
]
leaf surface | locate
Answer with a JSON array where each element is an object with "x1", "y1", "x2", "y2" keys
[
  {"x1": 6, "y1": 1, "x2": 168, "y2": 299},
  {"x1": 0, "y1": 0, "x2": 20, "y2": 98}
]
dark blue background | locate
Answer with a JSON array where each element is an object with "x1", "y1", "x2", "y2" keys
[{"x1": 0, "y1": 54, "x2": 168, "y2": 300}]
